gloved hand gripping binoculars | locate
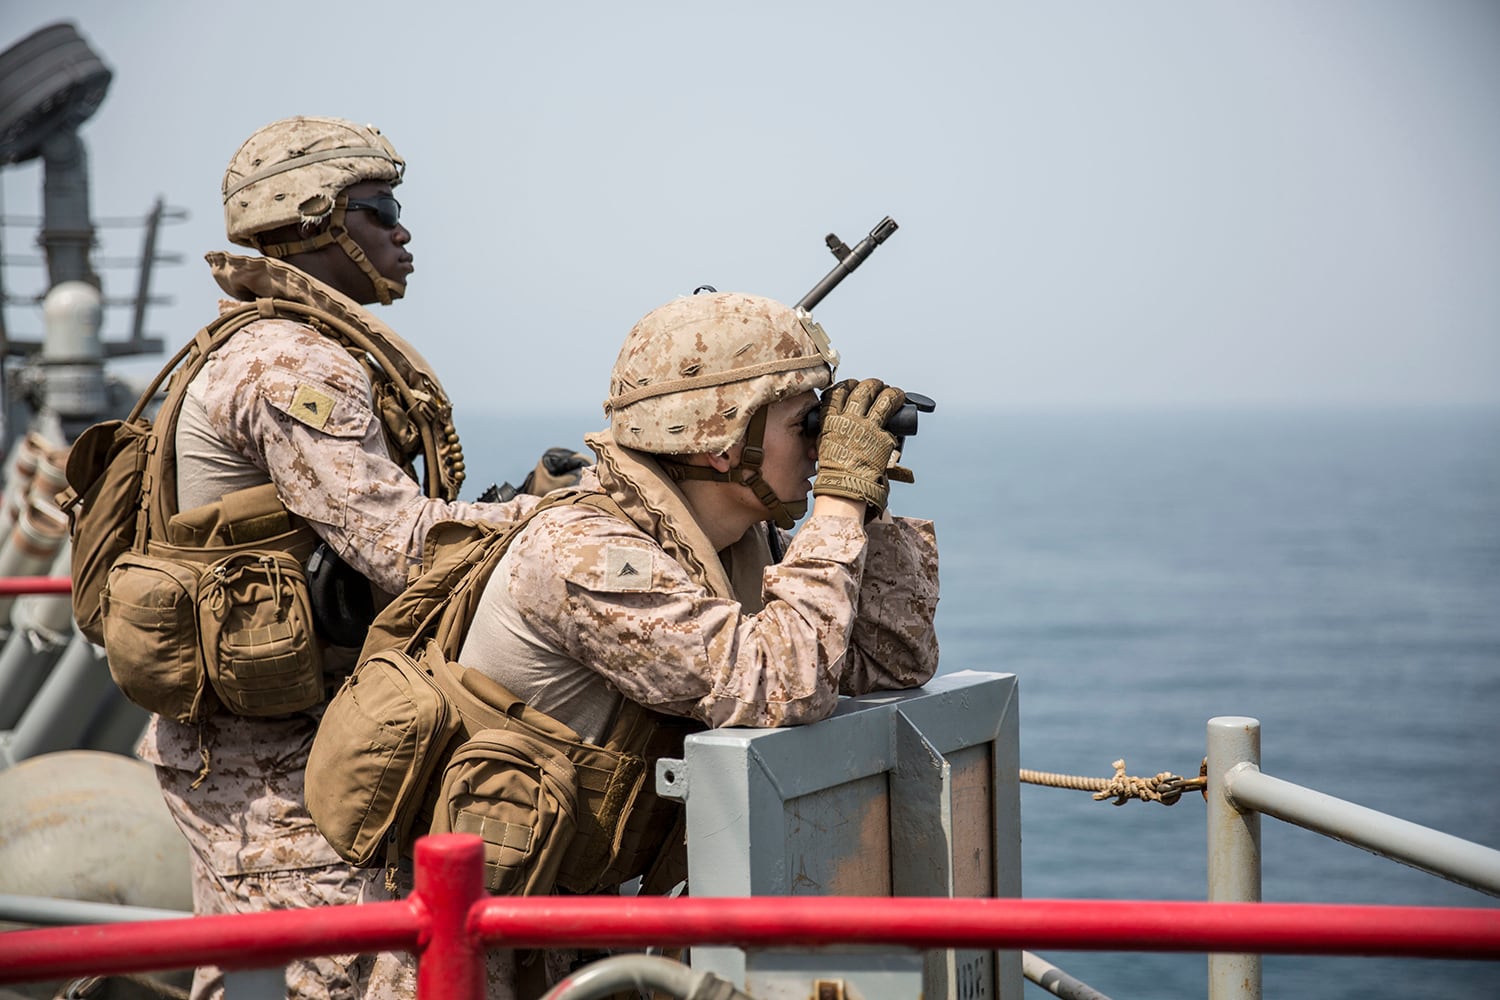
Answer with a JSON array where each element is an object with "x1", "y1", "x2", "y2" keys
[{"x1": 801, "y1": 390, "x2": 936, "y2": 439}]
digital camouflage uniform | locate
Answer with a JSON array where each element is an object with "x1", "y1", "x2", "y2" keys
[
  {"x1": 461, "y1": 437, "x2": 940, "y2": 734},
  {"x1": 139, "y1": 260, "x2": 526, "y2": 1000},
  {"x1": 437, "y1": 436, "x2": 938, "y2": 1000}
]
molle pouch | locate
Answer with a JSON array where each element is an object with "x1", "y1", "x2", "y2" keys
[
  {"x1": 432, "y1": 729, "x2": 580, "y2": 896},
  {"x1": 198, "y1": 550, "x2": 322, "y2": 716},
  {"x1": 306, "y1": 648, "x2": 459, "y2": 867},
  {"x1": 558, "y1": 750, "x2": 650, "y2": 894},
  {"x1": 100, "y1": 552, "x2": 214, "y2": 723}
]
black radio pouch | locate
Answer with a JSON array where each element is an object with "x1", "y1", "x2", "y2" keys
[{"x1": 307, "y1": 543, "x2": 377, "y2": 648}]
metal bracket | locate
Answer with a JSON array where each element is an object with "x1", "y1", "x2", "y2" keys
[{"x1": 657, "y1": 757, "x2": 688, "y2": 801}]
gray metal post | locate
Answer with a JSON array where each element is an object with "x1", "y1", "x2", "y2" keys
[
  {"x1": 0, "y1": 625, "x2": 67, "y2": 729},
  {"x1": 0, "y1": 544, "x2": 75, "y2": 731},
  {"x1": 2, "y1": 635, "x2": 112, "y2": 764},
  {"x1": 39, "y1": 130, "x2": 100, "y2": 290},
  {"x1": 1206, "y1": 716, "x2": 1261, "y2": 1000}
]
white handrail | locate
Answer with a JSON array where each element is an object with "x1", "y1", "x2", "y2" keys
[
  {"x1": 1224, "y1": 762, "x2": 1500, "y2": 897},
  {"x1": 1205, "y1": 714, "x2": 1500, "y2": 1000}
]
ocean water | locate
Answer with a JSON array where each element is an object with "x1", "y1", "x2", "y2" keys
[{"x1": 459, "y1": 405, "x2": 1500, "y2": 999}]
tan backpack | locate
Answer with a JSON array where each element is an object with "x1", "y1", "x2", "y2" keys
[
  {"x1": 306, "y1": 494, "x2": 698, "y2": 896},
  {"x1": 61, "y1": 307, "x2": 268, "y2": 647},
  {"x1": 60, "y1": 294, "x2": 467, "y2": 722},
  {"x1": 60, "y1": 305, "x2": 335, "y2": 720}
]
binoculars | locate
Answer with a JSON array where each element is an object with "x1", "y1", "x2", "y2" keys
[{"x1": 801, "y1": 390, "x2": 936, "y2": 439}]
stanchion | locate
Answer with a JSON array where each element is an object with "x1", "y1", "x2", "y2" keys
[{"x1": 414, "y1": 834, "x2": 488, "y2": 1000}]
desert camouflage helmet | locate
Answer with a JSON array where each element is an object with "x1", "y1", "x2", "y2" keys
[
  {"x1": 606, "y1": 291, "x2": 838, "y2": 455},
  {"x1": 221, "y1": 116, "x2": 407, "y2": 304},
  {"x1": 605, "y1": 291, "x2": 840, "y2": 528}
]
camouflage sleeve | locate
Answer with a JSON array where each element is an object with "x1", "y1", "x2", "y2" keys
[
  {"x1": 840, "y1": 517, "x2": 940, "y2": 694},
  {"x1": 508, "y1": 507, "x2": 879, "y2": 728},
  {"x1": 200, "y1": 319, "x2": 523, "y2": 593}
]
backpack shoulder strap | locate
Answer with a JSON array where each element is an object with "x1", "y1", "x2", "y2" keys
[
  {"x1": 137, "y1": 295, "x2": 436, "y2": 546},
  {"x1": 248, "y1": 298, "x2": 464, "y2": 501},
  {"x1": 430, "y1": 491, "x2": 630, "y2": 658},
  {"x1": 359, "y1": 519, "x2": 507, "y2": 662},
  {"x1": 133, "y1": 301, "x2": 273, "y2": 549},
  {"x1": 359, "y1": 490, "x2": 632, "y2": 665}
]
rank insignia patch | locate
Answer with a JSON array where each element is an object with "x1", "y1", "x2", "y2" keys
[
  {"x1": 605, "y1": 546, "x2": 651, "y2": 591},
  {"x1": 289, "y1": 384, "x2": 335, "y2": 430}
]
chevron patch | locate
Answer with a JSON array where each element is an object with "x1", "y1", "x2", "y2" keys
[{"x1": 605, "y1": 546, "x2": 651, "y2": 591}]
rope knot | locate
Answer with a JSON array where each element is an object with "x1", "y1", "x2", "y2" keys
[{"x1": 1092, "y1": 758, "x2": 1185, "y2": 806}]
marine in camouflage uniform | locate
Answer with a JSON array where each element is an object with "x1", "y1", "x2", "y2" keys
[
  {"x1": 448, "y1": 291, "x2": 940, "y2": 996},
  {"x1": 136, "y1": 116, "x2": 550, "y2": 1000}
]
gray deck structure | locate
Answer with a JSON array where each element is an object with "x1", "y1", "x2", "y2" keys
[{"x1": 659, "y1": 669, "x2": 1023, "y2": 1000}]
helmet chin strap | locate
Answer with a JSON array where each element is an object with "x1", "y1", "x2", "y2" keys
[
  {"x1": 255, "y1": 197, "x2": 405, "y2": 305},
  {"x1": 660, "y1": 407, "x2": 806, "y2": 531}
]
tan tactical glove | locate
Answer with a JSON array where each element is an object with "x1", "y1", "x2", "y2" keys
[
  {"x1": 813, "y1": 378, "x2": 906, "y2": 514},
  {"x1": 521, "y1": 446, "x2": 591, "y2": 495}
]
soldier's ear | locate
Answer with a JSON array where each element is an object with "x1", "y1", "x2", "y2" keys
[{"x1": 705, "y1": 450, "x2": 733, "y2": 474}]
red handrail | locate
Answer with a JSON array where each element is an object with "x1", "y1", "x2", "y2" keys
[
  {"x1": 0, "y1": 576, "x2": 71, "y2": 596},
  {"x1": 0, "y1": 835, "x2": 1496, "y2": 1000},
  {"x1": 470, "y1": 895, "x2": 1500, "y2": 957}
]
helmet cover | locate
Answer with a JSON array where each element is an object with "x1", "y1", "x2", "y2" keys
[
  {"x1": 222, "y1": 116, "x2": 403, "y2": 247},
  {"x1": 605, "y1": 292, "x2": 839, "y2": 455}
]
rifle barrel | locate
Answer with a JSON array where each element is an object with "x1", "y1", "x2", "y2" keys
[{"x1": 795, "y1": 216, "x2": 898, "y2": 312}]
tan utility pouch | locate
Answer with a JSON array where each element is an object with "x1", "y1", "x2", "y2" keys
[
  {"x1": 306, "y1": 645, "x2": 460, "y2": 866},
  {"x1": 433, "y1": 653, "x2": 647, "y2": 895},
  {"x1": 432, "y1": 727, "x2": 581, "y2": 896},
  {"x1": 198, "y1": 550, "x2": 322, "y2": 716},
  {"x1": 100, "y1": 552, "x2": 214, "y2": 723}
]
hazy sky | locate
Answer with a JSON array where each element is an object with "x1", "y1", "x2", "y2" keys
[{"x1": 3, "y1": 1, "x2": 1497, "y2": 417}]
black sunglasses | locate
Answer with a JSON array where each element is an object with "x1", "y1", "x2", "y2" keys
[{"x1": 344, "y1": 194, "x2": 402, "y2": 228}]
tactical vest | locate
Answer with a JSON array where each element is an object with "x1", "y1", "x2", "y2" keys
[
  {"x1": 307, "y1": 492, "x2": 700, "y2": 897},
  {"x1": 62, "y1": 260, "x2": 466, "y2": 723}
]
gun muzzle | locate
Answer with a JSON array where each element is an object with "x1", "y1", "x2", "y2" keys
[{"x1": 796, "y1": 216, "x2": 899, "y2": 312}]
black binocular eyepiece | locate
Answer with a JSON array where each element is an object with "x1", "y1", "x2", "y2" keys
[{"x1": 802, "y1": 391, "x2": 936, "y2": 439}]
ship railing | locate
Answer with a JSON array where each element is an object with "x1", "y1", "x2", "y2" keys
[
  {"x1": 0, "y1": 575, "x2": 71, "y2": 595},
  {"x1": 1, "y1": 834, "x2": 1497, "y2": 1000},
  {"x1": 1205, "y1": 715, "x2": 1500, "y2": 1000}
]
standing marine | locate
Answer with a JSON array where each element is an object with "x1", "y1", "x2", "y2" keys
[{"x1": 90, "y1": 116, "x2": 567, "y2": 1000}]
